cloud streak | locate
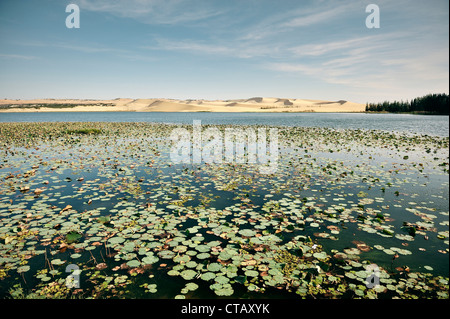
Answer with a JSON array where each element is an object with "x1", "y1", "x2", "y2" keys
[
  {"x1": 77, "y1": 0, "x2": 225, "y2": 25},
  {"x1": 0, "y1": 54, "x2": 38, "y2": 60}
]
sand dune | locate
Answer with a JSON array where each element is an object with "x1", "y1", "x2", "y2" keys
[{"x1": 0, "y1": 97, "x2": 365, "y2": 113}]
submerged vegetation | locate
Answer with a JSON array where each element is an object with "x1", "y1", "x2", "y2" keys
[
  {"x1": 64, "y1": 128, "x2": 102, "y2": 135},
  {"x1": 0, "y1": 122, "x2": 448, "y2": 299}
]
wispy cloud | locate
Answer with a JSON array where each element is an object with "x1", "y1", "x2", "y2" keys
[
  {"x1": 281, "y1": 5, "x2": 351, "y2": 28},
  {"x1": 238, "y1": 0, "x2": 360, "y2": 42},
  {"x1": 288, "y1": 36, "x2": 375, "y2": 57},
  {"x1": 0, "y1": 54, "x2": 38, "y2": 60},
  {"x1": 267, "y1": 32, "x2": 449, "y2": 92},
  {"x1": 150, "y1": 38, "x2": 280, "y2": 59},
  {"x1": 52, "y1": 43, "x2": 127, "y2": 54},
  {"x1": 77, "y1": 0, "x2": 225, "y2": 25}
]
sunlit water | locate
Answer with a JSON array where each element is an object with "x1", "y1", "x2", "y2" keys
[{"x1": 0, "y1": 112, "x2": 448, "y2": 137}]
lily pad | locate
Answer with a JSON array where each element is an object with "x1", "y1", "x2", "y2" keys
[
  {"x1": 180, "y1": 269, "x2": 197, "y2": 280},
  {"x1": 207, "y1": 263, "x2": 222, "y2": 272},
  {"x1": 201, "y1": 272, "x2": 216, "y2": 281},
  {"x1": 244, "y1": 270, "x2": 259, "y2": 277},
  {"x1": 65, "y1": 231, "x2": 82, "y2": 244},
  {"x1": 213, "y1": 283, "x2": 234, "y2": 296},
  {"x1": 239, "y1": 229, "x2": 256, "y2": 237},
  {"x1": 196, "y1": 252, "x2": 211, "y2": 259},
  {"x1": 51, "y1": 259, "x2": 65, "y2": 266},
  {"x1": 127, "y1": 260, "x2": 141, "y2": 268},
  {"x1": 185, "y1": 282, "x2": 199, "y2": 291},
  {"x1": 17, "y1": 265, "x2": 30, "y2": 273},
  {"x1": 108, "y1": 236, "x2": 125, "y2": 245}
]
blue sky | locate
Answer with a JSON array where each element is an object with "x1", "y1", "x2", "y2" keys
[{"x1": 0, "y1": 0, "x2": 448, "y2": 103}]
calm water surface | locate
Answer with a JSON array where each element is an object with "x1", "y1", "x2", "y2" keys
[{"x1": 0, "y1": 112, "x2": 448, "y2": 137}]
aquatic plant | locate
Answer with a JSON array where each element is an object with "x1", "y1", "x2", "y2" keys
[{"x1": 0, "y1": 122, "x2": 448, "y2": 299}]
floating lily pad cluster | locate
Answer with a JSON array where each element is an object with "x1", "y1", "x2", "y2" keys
[{"x1": 0, "y1": 122, "x2": 448, "y2": 299}]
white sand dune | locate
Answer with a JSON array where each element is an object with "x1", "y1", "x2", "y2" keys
[{"x1": 0, "y1": 97, "x2": 365, "y2": 113}]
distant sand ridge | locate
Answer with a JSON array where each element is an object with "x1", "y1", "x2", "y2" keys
[{"x1": 0, "y1": 97, "x2": 365, "y2": 113}]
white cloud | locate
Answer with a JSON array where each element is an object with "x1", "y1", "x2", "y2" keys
[
  {"x1": 0, "y1": 54, "x2": 38, "y2": 60},
  {"x1": 77, "y1": 0, "x2": 224, "y2": 25},
  {"x1": 281, "y1": 6, "x2": 348, "y2": 28},
  {"x1": 289, "y1": 36, "x2": 375, "y2": 57},
  {"x1": 150, "y1": 38, "x2": 280, "y2": 59}
]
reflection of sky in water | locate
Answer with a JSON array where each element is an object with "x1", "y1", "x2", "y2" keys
[{"x1": 0, "y1": 112, "x2": 448, "y2": 137}]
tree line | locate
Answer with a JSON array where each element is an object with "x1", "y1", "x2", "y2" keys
[{"x1": 365, "y1": 93, "x2": 449, "y2": 115}]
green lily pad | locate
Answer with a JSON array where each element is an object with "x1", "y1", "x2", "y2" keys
[
  {"x1": 196, "y1": 252, "x2": 211, "y2": 259},
  {"x1": 215, "y1": 275, "x2": 230, "y2": 284},
  {"x1": 239, "y1": 229, "x2": 256, "y2": 237},
  {"x1": 383, "y1": 249, "x2": 396, "y2": 255},
  {"x1": 201, "y1": 272, "x2": 216, "y2": 281},
  {"x1": 127, "y1": 260, "x2": 141, "y2": 268},
  {"x1": 185, "y1": 261, "x2": 198, "y2": 268},
  {"x1": 108, "y1": 236, "x2": 125, "y2": 245},
  {"x1": 180, "y1": 269, "x2": 197, "y2": 280},
  {"x1": 185, "y1": 282, "x2": 199, "y2": 291},
  {"x1": 65, "y1": 231, "x2": 82, "y2": 244},
  {"x1": 195, "y1": 245, "x2": 211, "y2": 253},
  {"x1": 244, "y1": 270, "x2": 259, "y2": 277},
  {"x1": 213, "y1": 283, "x2": 234, "y2": 296},
  {"x1": 51, "y1": 259, "x2": 65, "y2": 266},
  {"x1": 313, "y1": 252, "x2": 328, "y2": 260},
  {"x1": 173, "y1": 254, "x2": 190, "y2": 263},
  {"x1": 17, "y1": 265, "x2": 30, "y2": 273},
  {"x1": 97, "y1": 216, "x2": 110, "y2": 224},
  {"x1": 218, "y1": 250, "x2": 233, "y2": 261},
  {"x1": 207, "y1": 263, "x2": 222, "y2": 272},
  {"x1": 158, "y1": 250, "x2": 175, "y2": 259}
]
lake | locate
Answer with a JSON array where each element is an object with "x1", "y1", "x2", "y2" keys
[
  {"x1": 0, "y1": 112, "x2": 448, "y2": 137},
  {"x1": 0, "y1": 117, "x2": 448, "y2": 300}
]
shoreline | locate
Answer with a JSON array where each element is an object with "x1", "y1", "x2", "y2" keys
[
  {"x1": 0, "y1": 97, "x2": 366, "y2": 113},
  {"x1": 0, "y1": 109, "x2": 367, "y2": 113}
]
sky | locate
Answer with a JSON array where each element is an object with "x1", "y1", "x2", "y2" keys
[{"x1": 0, "y1": 0, "x2": 448, "y2": 103}]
